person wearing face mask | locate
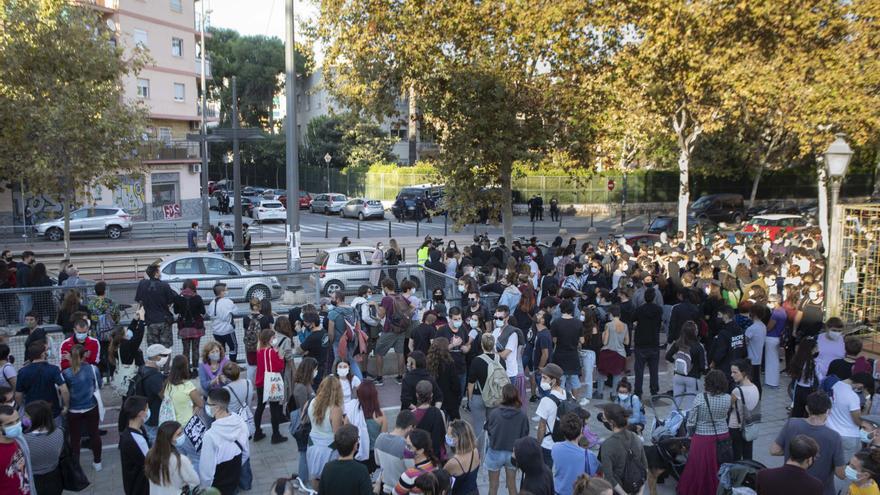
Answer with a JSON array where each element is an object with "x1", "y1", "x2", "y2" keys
[
  {"x1": 845, "y1": 449, "x2": 880, "y2": 495},
  {"x1": 133, "y1": 344, "x2": 172, "y2": 442},
  {"x1": 145, "y1": 421, "x2": 200, "y2": 495},
  {"x1": 199, "y1": 342, "x2": 229, "y2": 395},
  {"x1": 119, "y1": 396, "x2": 152, "y2": 495},
  {"x1": 492, "y1": 306, "x2": 524, "y2": 393},
  {"x1": 0, "y1": 404, "x2": 35, "y2": 495},
  {"x1": 335, "y1": 357, "x2": 362, "y2": 408},
  {"x1": 199, "y1": 388, "x2": 250, "y2": 494},
  {"x1": 371, "y1": 241, "x2": 386, "y2": 288},
  {"x1": 463, "y1": 291, "x2": 491, "y2": 333},
  {"x1": 15, "y1": 343, "x2": 70, "y2": 424},
  {"x1": 254, "y1": 329, "x2": 286, "y2": 444},
  {"x1": 435, "y1": 307, "x2": 472, "y2": 395},
  {"x1": 582, "y1": 261, "x2": 609, "y2": 305},
  {"x1": 299, "y1": 313, "x2": 329, "y2": 383},
  {"x1": 23, "y1": 400, "x2": 64, "y2": 495},
  {"x1": 795, "y1": 284, "x2": 826, "y2": 342},
  {"x1": 61, "y1": 344, "x2": 103, "y2": 471},
  {"x1": 708, "y1": 306, "x2": 747, "y2": 385},
  {"x1": 59, "y1": 316, "x2": 100, "y2": 371},
  {"x1": 289, "y1": 357, "x2": 318, "y2": 481},
  {"x1": 758, "y1": 434, "x2": 823, "y2": 495},
  {"x1": 827, "y1": 373, "x2": 875, "y2": 465},
  {"x1": 815, "y1": 318, "x2": 847, "y2": 378}
]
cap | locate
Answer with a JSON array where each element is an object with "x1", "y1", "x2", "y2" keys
[
  {"x1": 540, "y1": 363, "x2": 563, "y2": 380},
  {"x1": 146, "y1": 344, "x2": 172, "y2": 358}
]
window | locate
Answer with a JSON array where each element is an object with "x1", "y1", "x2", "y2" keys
[
  {"x1": 391, "y1": 125, "x2": 407, "y2": 140},
  {"x1": 136, "y1": 78, "x2": 150, "y2": 98},
  {"x1": 151, "y1": 172, "x2": 179, "y2": 210},
  {"x1": 158, "y1": 127, "x2": 172, "y2": 144},
  {"x1": 70, "y1": 209, "x2": 88, "y2": 220},
  {"x1": 167, "y1": 258, "x2": 201, "y2": 275},
  {"x1": 133, "y1": 29, "x2": 148, "y2": 47},
  {"x1": 172, "y1": 37, "x2": 183, "y2": 57},
  {"x1": 170, "y1": 0, "x2": 182, "y2": 12},
  {"x1": 205, "y1": 258, "x2": 239, "y2": 276},
  {"x1": 173, "y1": 83, "x2": 185, "y2": 102},
  {"x1": 336, "y1": 252, "x2": 362, "y2": 265}
]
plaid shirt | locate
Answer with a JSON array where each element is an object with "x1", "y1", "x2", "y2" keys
[{"x1": 688, "y1": 392, "x2": 731, "y2": 436}]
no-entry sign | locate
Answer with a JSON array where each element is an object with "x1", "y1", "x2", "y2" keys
[{"x1": 607, "y1": 179, "x2": 616, "y2": 191}]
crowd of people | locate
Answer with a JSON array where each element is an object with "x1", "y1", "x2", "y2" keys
[{"x1": 0, "y1": 220, "x2": 879, "y2": 495}]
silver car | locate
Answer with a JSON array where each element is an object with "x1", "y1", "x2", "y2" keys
[
  {"x1": 312, "y1": 246, "x2": 424, "y2": 295},
  {"x1": 35, "y1": 206, "x2": 132, "y2": 241},
  {"x1": 341, "y1": 198, "x2": 385, "y2": 220},
  {"x1": 309, "y1": 193, "x2": 348, "y2": 214},
  {"x1": 158, "y1": 253, "x2": 282, "y2": 301}
]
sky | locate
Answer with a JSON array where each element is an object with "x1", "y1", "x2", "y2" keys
[{"x1": 203, "y1": 0, "x2": 320, "y2": 57}]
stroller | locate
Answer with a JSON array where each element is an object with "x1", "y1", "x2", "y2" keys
[
  {"x1": 643, "y1": 394, "x2": 695, "y2": 489},
  {"x1": 647, "y1": 393, "x2": 694, "y2": 443},
  {"x1": 717, "y1": 459, "x2": 767, "y2": 495}
]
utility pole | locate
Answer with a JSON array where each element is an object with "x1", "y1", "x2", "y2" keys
[
  {"x1": 285, "y1": 0, "x2": 301, "y2": 272},
  {"x1": 231, "y1": 76, "x2": 243, "y2": 262},
  {"x1": 198, "y1": 0, "x2": 210, "y2": 233}
]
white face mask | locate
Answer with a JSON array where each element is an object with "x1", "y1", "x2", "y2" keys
[
  {"x1": 618, "y1": 393, "x2": 630, "y2": 401},
  {"x1": 157, "y1": 356, "x2": 169, "y2": 367},
  {"x1": 337, "y1": 367, "x2": 349, "y2": 378},
  {"x1": 458, "y1": 284, "x2": 466, "y2": 292},
  {"x1": 312, "y1": 369, "x2": 318, "y2": 379},
  {"x1": 539, "y1": 381, "x2": 552, "y2": 392}
]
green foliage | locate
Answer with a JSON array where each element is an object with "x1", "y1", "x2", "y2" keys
[
  {"x1": 207, "y1": 27, "x2": 312, "y2": 130},
  {"x1": 0, "y1": 0, "x2": 148, "y2": 194},
  {"x1": 300, "y1": 112, "x2": 395, "y2": 170}
]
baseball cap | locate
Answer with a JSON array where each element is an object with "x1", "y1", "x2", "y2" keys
[
  {"x1": 146, "y1": 344, "x2": 172, "y2": 359},
  {"x1": 540, "y1": 363, "x2": 563, "y2": 380}
]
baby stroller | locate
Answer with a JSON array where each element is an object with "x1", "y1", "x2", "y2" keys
[
  {"x1": 717, "y1": 459, "x2": 766, "y2": 495},
  {"x1": 643, "y1": 394, "x2": 694, "y2": 491},
  {"x1": 647, "y1": 393, "x2": 694, "y2": 443}
]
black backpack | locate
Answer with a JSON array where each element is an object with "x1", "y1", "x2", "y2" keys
[
  {"x1": 549, "y1": 394, "x2": 583, "y2": 442},
  {"x1": 126, "y1": 366, "x2": 158, "y2": 398}
]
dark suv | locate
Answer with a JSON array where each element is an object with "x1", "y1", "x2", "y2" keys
[
  {"x1": 689, "y1": 193, "x2": 746, "y2": 224},
  {"x1": 392, "y1": 185, "x2": 444, "y2": 220}
]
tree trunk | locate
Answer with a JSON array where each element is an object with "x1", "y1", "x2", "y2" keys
[
  {"x1": 63, "y1": 195, "x2": 71, "y2": 259},
  {"x1": 677, "y1": 148, "x2": 689, "y2": 235},
  {"x1": 407, "y1": 85, "x2": 418, "y2": 165},
  {"x1": 873, "y1": 150, "x2": 880, "y2": 200},
  {"x1": 818, "y1": 162, "x2": 829, "y2": 251},
  {"x1": 500, "y1": 164, "x2": 514, "y2": 243},
  {"x1": 749, "y1": 164, "x2": 764, "y2": 209}
]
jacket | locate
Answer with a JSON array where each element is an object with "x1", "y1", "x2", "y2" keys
[
  {"x1": 709, "y1": 320, "x2": 747, "y2": 374},
  {"x1": 486, "y1": 405, "x2": 530, "y2": 451},
  {"x1": 199, "y1": 414, "x2": 250, "y2": 489},
  {"x1": 148, "y1": 451, "x2": 201, "y2": 495},
  {"x1": 599, "y1": 429, "x2": 648, "y2": 492},
  {"x1": 514, "y1": 436, "x2": 554, "y2": 495},
  {"x1": 400, "y1": 368, "x2": 443, "y2": 410},
  {"x1": 207, "y1": 297, "x2": 236, "y2": 336},
  {"x1": 668, "y1": 301, "x2": 701, "y2": 343},
  {"x1": 59, "y1": 335, "x2": 100, "y2": 370},
  {"x1": 119, "y1": 427, "x2": 150, "y2": 495}
]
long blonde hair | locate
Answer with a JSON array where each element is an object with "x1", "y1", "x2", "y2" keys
[
  {"x1": 69, "y1": 344, "x2": 86, "y2": 374},
  {"x1": 312, "y1": 375, "x2": 343, "y2": 426}
]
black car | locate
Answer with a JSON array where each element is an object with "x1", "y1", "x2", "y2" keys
[
  {"x1": 392, "y1": 185, "x2": 444, "y2": 220},
  {"x1": 746, "y1": 199, "x2": 801, "y2": 218},
  {"x1": 688, "y1": 193, "x2": 746, "y2": 224}
]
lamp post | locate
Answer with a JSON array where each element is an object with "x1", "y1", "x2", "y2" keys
[
  {"x1": 324, "y1": 153, "x2": 332, "y2": 193},
  {"x1": 825, "y1": 133, "x2": 853, "y2": 216}
]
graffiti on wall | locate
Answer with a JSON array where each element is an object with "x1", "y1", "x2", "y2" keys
[{"x1": 113, "y1": 175, "x2": 146, "y2": 219}]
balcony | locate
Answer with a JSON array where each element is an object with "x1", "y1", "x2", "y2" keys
[
  {"x1": 137, "y1": 140, "x2": 200, "y2": 162},
  {"x1": 196, "y1": 100, "x2": 220, "y2": 121},
  {"x1": 195, "y1": 12, "x2": 211, "y2": 33},
  {"x1": 81, "y1": 0, "x2": 118, "y2": 11},
  {"x1": 195, "y1": 57, "x2": 212, "y2": 78}
]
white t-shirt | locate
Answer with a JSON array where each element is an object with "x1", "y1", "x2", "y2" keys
[
  {"x1": 827, "y1": 381, "x2": 861, "y2": 438},
  {"x1": 745, "y1": 321, "x2": 767, "y2": 365},
  {"x1": 340, "y1": 375, "x2": 362, "y2": 405},
  {"x1": 537, "y1": 389, "x2": 566, "y2": 450},
  {"x1": 493, "y1": 327, "x2": 520, "y2": 378}
]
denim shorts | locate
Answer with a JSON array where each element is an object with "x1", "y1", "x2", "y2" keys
[{"x1": 485, "y1": 448, "x2": 515, "y2": 471}]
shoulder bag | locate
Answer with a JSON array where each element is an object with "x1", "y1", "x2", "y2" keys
[
  {"x1": 704, "y1": 392, "x2": 734, "y2": 465},
  {"x1": 733, "y1": 386, "x2": 761, "y2": 442}
]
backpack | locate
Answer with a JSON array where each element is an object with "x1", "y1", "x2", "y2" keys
[
  {"x1": 477, "y1": 354, "x2": 509, "y2": 408},
  {"x1": 673, "y1": 348, "x2": 693, "y2": 376},
  {"x1": 388, "y1": 295, "x2": 414, "y2": 334},
  {"x1": 126, "y1": 366, "x2": 158, "y2": 399},
  {"x1": 96, "y1": 312, "x2": 116, "y2": 342},
  {"x1": 821, "y1": 374, "x2": 841, "y2": 398},
  {"x1": 226, "y1": 382, "x2": 256, "y2": 437},
  {"x1": 617, "y1": 433, "x2": 647, "y2": 493},
  {"x1": 244, "y1": 315, "x2": 260, "y2": 353},
  {"x1": 549, "y1": 393, "x2": 583, "y2": 442}
]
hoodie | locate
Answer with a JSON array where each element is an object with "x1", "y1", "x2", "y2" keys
[
  {"x1": 709, "y1": 320, "x2": 746, "y2": 376},
  {"x1": 514, "y1": 437, "x2": 554, "y2": 495},
  {"x1": 486, "y1": 405, "x2": 530, "y2": 451},
  {"x1": 199, "y1": 413, "x2": 250, "y2": 489},
  {"x1": 400, "y1": 368, "x2": 444, "y2": 410}
]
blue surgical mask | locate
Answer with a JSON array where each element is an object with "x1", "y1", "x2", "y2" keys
[
  {"x1": 124, "y1": 329, "x2": 134, "y2": 340},
  {"x1": 205, "y1": 405, "x2": 214, "y2": 418},
  {"x1": 445, "y1": 435, "x2": 456, "y2": 447},
  {"x1": 144, "y1": 408, "x2": 151, "y2": 422},
  {"x1": 861, "y1": 429, "x2": 872, "y2": 444},
  {"x1": 452, "y1": 319, "x2": 463, "y2": 329},
  {"x1": 846, "y1": 465, "x2": 861, "y2": 481},
  {"x1": 175, "y1": 435, "x2": 186, "y2": 448},
  {"x1": 2, "y1": 422, "x2": 22, "y2": 439},
  {"x1": 494, "y1": 318, "x2": 504, "y2": 328},
  {"x1": 75, "y1": 332, "x2": 87, "y2": 342},
  {"x1": 209, "y1": 352, "x2": 221, "y2": 362},
  {"x1": 618, "y1": 393, "x2": 630, "y2": 401}
]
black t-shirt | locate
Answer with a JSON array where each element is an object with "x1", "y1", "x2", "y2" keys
[
  {"x1": 301, "y1": 330, "x2": 328, "y2": 364},
  {"x1": 467, "y1": 352, "x2": 505, "y2": 394},
  {"x1": 550, "y1": 317, "x2": 582, "y2": 374},
  {"x1": 633, "y1": 303, "x2": 663, "y2": 348},
  {"x1": 318, "y1": 460, "x2": 372, "y2": 495},
  {"x1": 827, "y1": 358, "x2": 854, "y2": 381},
  {"x1": 138, "y1": 367, "x2": 165, "y2": 427},
  {"x1": 411, "y1": 324, "x2": 435, "y2": 355},
  {"x1": 434, "y1": 325, "x2": 470, "y2": 374}
]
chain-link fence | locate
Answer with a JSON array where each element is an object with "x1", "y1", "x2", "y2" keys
[{"x1": 831, "y1": 205, "x2": 880, "y2": 333}]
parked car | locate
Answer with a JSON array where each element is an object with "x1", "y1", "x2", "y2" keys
[
  {"x1": 158, "y1": 253, "x2": 282, "y2": 301},
  {"x1": 645, "y1": 215, "x2": 720, "y2": 236},
  {"x1": 689, "y1": 193, "x2": 746, "y2": 224},
  {"x1": 310, "y1": 193, "x2": 348, "y2": 214},
  {"x1": 746, "y1": 199, "x2": 801, "y2": 219},
  {"x1": 241, "y1": 186, "x2": 267, "y2": 198},
  {"x1": 341, "y1": 198, "x2": 385, "y2": 220},
  {"x1": 742, "y1": 214, "x2": 808, "y2": 240},
  {"x1": 312, "y1": 246, "x2": 423, "y2": 295},
  {"x1": 253, "y1": 200, "x2": 286, "y2": 223},
  {"x1": 35, "y1": 206, "x2": 133, "y2": 241},
  {"x1": 209, "y1": 191, "x2": 253, "y2": 215},
  {"x1": 298, "y1": 191, "x2": 312, "y2": 209}
]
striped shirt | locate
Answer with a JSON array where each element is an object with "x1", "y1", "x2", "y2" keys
[
  {"x1": 24, "y1": 429, "x2": 64, "y2": 474},
  {"x1": 687, "y1": 392, "x2": 731, "y2": 436},
  {"x1": 395, "y1": 459, "x2": 435, "y2": 495}
]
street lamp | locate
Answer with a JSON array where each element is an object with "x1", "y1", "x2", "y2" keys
[
  {"x1": 324, "y1": 152, "x2": 332, "y2": 193},
  {"x1": 825, "y1": 133, "x2": 853, "y2": 217}
]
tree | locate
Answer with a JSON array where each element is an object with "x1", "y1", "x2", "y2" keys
[
  {"x1": 0, "y1": 0, "x2": 148, "y2": 257},
  {"x1": 318, "y1": 1, "x2": 615, "y2": 240},
  {"x1": 207, "y1": 28, "x2": 311, "y2": 130},
  {"x1": 300, "y1": 112, "x2": 395, "y2": 170}
]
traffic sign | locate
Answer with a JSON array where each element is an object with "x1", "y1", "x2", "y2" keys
[{"x1": 607, "y1": 179, "x2": 615, "y2": 191}]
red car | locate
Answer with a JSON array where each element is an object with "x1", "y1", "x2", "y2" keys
[
  {"x1": 298, "y1": 191, "x2": 312, "y2": 209},
  {"x1": 742, "y1": 214, "x2": 808, "y2": 240}
]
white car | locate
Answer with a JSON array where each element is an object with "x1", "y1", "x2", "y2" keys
[
  {"x1": 35, "y1": 206, "x2": 132, "y2": 241},
  {"x1": 158, "y1": 253, "x2": 282, "y2": 301},
  {"x1": 253, "y1": 200, "x2": 286, "y2": 223}
]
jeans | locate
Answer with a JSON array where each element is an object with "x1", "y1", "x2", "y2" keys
[
  {"x1": 178, "y1": 436, "x2": 201, "y2": 474},
  {"x1": 633, "y1": 347, "x2": 660, "y2": 396},
  {"x1": 214, "y1": 333, "x2": 238, "y2": 362},
  {"x1": 470, "y1": 394, "x2": 488, "y2": 454},
  {"x1": 672, "y1": 374, "x2": 700, "y2": 410},
  {"x1": 596, "y1": 372, "x2": 621, "y2": 399},
  {"x1": 182, "y1": 338, "x2": 200, "y2": 372},
  {"x1": 145, "y1": 424, "x2": 158, "y2": 444},
  {"x1": 239, "y1": 458, "x2": 253, "y2": 491},
  {"x1": 579, "y1": 350, "x2": 595, "y2": 398},
  {"x1": 18, "y1": 293, "x2": 32, "y2": 324},
  {"x1": 561, "y1": 374, "x2": 581, "y2": 396}
]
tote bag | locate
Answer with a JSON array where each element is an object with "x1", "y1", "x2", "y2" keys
[{"x1": 262, "y1": 350, "x2": 285, "y2": 403}]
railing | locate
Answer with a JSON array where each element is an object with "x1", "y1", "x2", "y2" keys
[
  {"x1": 195, "y1": 57, "x2": 212, "y2": 79},
  {"x1": 81, "y1": 0, "x2": 119, "y2": 10},
  {"x1": 138, "y1": 140, "x2": 200, "y2": 161}
]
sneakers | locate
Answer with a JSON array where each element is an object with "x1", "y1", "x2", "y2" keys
[
  {"x1": 529, "y1": 395, "x2": 539, "y2": 403},
  {"x1": 579, "y1": 398, "x2": 590, "y2": 407},
  {"x1": 93, "y1": 462, "x2": 103, "y2": 472},
  {"x1": 375, "y1": 376, "x2": 385, "y2": 386},
  {"x1": 271, "y1": 434, "x2": 288, "y2": 444},
  {"x1": 395, "y1": 375, "x2": 403, "y2": 385},
  {"x1": 253, "y1": 430, "x2": 266, "y2": 442}
]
